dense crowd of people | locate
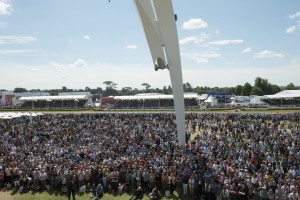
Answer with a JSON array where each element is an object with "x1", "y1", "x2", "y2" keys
[{"x1": 0, "y1": 112, "x2": 299, "y2": 200}]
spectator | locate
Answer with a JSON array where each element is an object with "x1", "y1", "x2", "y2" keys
[{"x1": 67, "y1": 178, "x2": 76, "y2": 200}]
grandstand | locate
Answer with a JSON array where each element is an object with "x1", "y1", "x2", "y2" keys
[
  {"x1": 100, "y1": 93, "x2": 199, "y2": 109},
  {"x1": 18, "y1": 94, "x2": 92, "y2": 109},
  {"x1": 261, "y1": 90, "x2": 300, "y2": 107},
  {"x1": 207, "y1": 91, "x2": 231, "y2": 104},
  {"x1": 229, "y1": 96, "x2": 268, "y2": 108}
]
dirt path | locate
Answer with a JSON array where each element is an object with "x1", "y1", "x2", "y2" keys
[{"x1": 0, "y1": 191, "x2": 14, "y2": 200}]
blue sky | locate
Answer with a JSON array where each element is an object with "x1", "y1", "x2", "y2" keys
[{"x1": 0, "y1": 0, "x2": 299, "y2": 90}]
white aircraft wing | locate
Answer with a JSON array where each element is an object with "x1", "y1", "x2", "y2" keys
[
  {"x1": 134, "y1": 0, "x2": 186, "y2": 146},
  {"x1": 133, "y1": 0, "x2": 167, "y2": 70}
]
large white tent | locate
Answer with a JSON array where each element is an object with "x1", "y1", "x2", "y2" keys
[
  {"x1": 261, "y1": 90, "x2": 300, "y2": 107},
  {"x1": 19, "y1": 95, "x2": 88, "y2": 101},
  {"x1": 263, "y1": 90, "x2": 300, "y2": 99},
  {"x1": 204, "y1": 96, "x2": 218, "y2": 107},
  {"x1": 0, "y1": 112, "x2": 43, "y2": 119},
  {"x1": 113, "y1": 93, "x2": 198, "y2": 100}
]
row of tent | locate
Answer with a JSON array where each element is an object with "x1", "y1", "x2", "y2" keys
[{"x1": 0, "y1": 112, "x2": 44, "y2": 119}]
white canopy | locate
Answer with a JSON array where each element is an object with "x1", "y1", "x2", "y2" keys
[
  {"x1": 19, "y1": 95, "x2": 88, "y2": 101},
  {"x1": 0, "y1": 112, "x2": 44, "y2": 119},
  {"x1": 204, "y1": 96, "x2": 218, "y2": 106},
  {"x1": 263, "y1": 90, "x2": 300, "y2": 99},
  {"x1": 113, "y1": 93, "x2": 198, "y2": 100},
  {"x1": 250, "y1": 96, "x2": 266, "y2": 104}
]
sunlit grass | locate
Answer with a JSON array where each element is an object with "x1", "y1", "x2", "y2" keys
[{"x1": 5, "y1": 189, "x2": 193, "y2": 200}]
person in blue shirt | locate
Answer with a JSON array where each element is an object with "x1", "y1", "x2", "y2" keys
[{"x1": 95, "y1": 183, "x2": 104, "y2": 199}]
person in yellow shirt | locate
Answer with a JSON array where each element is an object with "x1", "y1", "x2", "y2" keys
[{"x1": 264, "y1": 171, "x2": 270, "y2": 183}]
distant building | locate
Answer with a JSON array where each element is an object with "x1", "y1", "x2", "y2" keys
[
  {"x1": 0, "y1": 91, "x2": 14, "y2": 107},
  {"x1": 208, "y1": 91, "x2": 231, "y2": 103}
]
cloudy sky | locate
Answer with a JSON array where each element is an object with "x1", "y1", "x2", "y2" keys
[{"x1": 0, "y1": 0, "x2": 299, "y2": 90}]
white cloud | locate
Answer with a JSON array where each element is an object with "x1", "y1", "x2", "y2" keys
[
  {"x1": 241, "y1": 47, "x2": 252, "y2": 54},
  {"x1": 0, "y1": 49, "x2": 36, "y2": 55},
  {"x1": 182, "y1": 62, "x2": 300, "y2": 88},
  {"x1": 83, "y1": 35, "x2": 90, "y2": 40},
  {"x1": 1, "y1": 58, "x2": 299, "y2": 90},
  {"x1": 28, "y1": 67, "x2": 40, "y2": 72},
  {"x1": 289, "y1": 11, "x2": 300, "y2": 19},
  {"x1": 0, "y1": 21, "x2": 6, "y2": 27},
  {"x1": 0, "y1": 0, "x2": 12, "y2": 15},
  {"x1": 182, "y1": 18, "x2": 208, "y2": 30},
  {"x1": 179, "y1": 36, "x2": 197, "y2": 44},
  {"x1": 0, "y1": 36, "x2": 37, "y2": 44},
  {"x1": 182, "y1": 51, "x2": 221, "y2": 63},
  {"x1": 286, "y1": 26, "x2": 296, "y2": 34},
  {"x1": 51, "y1": 59, "x2": 87, "y2": 68},
  {"x1": 291, "y1": 57, "x2": 300, "y2": 63},
  {"x1": 179, "y1": 33, "x2": 209, "y2": 45},
  {"x1": 73, "y1": 59, "x2": 87, "y2": 67},
  {"x1": 254, "y1": 50, "x2": 284, "y2": 58},
  {"x1": 215, "y1": 30, "x2": 220, "y2": 34},
  {"x1": 209, "y1": 39, "x2": 243, "y2": 45},
  {"x1": 126, "y1": 44, "x2": 138, "y2": 49}
]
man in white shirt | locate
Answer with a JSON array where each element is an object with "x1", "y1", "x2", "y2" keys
[
  {"x1": 288, "y1": 189, "x2": 299, "y2": 200},
  {"x1": 5, "y1": 166, "x2": 12, "y2": 186},
  {"x1": 39, "y1": 170, "x2": 47, "y2": 190}
]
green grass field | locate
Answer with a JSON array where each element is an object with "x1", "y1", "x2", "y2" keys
[{"x1": 1, "y1": 189, "x2": 194, "y2": 200}]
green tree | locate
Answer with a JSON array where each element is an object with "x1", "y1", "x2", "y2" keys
[
  {"x1": 235, "y1": 85, "x2": 243, "y2": 96},
  {"x1": 103, "y1": 81, "x2": 118, "y2": 96},
  {"x1": 183, "y1": 82, "x2": 193, "y2": 92},
  {"x1": 13, "y1": 87, "x2": 28, "y2": 93},
  {"x1": 62, "y1": 86, "x2": 68, "y2": 92},
  {"x1": 153, "y1": 88, "x2": 163, "y2": 93},
  {"x1": 103, "y1": 88, "x2": 118, "y2": 97},
  {"x1": 167, "y1": 85, "x2": 172, "y2": 94},
  {"x1": 285, "y1": 83, "x2": 295, "y2": 90},
  {"x1": 163, "y1": 86, "x2": 168, "y2": 94},
  {"x1": 225, "y1": 87, "x2": 236, "y2": 95},
  {"x1": 270, "y1": 84, "x2": 281, "y2": 94},
  {"x1": 250, "y1": 86, "x2": 264, "y2": 96},
  {"x1": 241, "y1": 82, "x2": 252, "y2": 96},
  {"x1": 103, "y1": 81, "x2": 117, "y2": 89},
  {"x1": 121, "y1": 87, "x2": 132, "y2": 95},
  {"x1": 254, "y1": 77, "x2": 263, "y2": 88},
  {"x1": 194, "y1": 86, "x2": 207, "y2": 95},
  {"x1": 29, "y1": 89, "x2": 41, "y2": 93},
  {"x1": 85, "y1": 87, "x2": 91, "y2": 92},
  {"x1": 254, "y1": 77, "x2": 273, "y2": 94},
  {"x1": 141, "y1": 83, "x2": 151, "y2": 92}
]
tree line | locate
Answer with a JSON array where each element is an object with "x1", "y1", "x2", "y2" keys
[{"x1": 2, "y1": 77, "x2": 298, "y2": 98}]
